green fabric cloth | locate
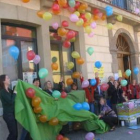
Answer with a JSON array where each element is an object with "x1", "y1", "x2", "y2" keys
[{"x1": 15, "y1": 80, "x2": 109, "y2": 140}]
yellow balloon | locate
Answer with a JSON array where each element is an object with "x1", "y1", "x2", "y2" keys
[
  {"x1": 107, "y1": 23, "x2": 113, "y2": 30},
  {"x1": 85, "y1": 26, "x2": 92, "y2": 34},
  {"x1": 85, "y1": 12, "x2": 92, "y2": 20},
  {"x1": 67, "y1": 62, "x2": 74, "y2": 69},
  {"x1": 76, "y1": 18, "x2": 84, "y2": 26},
  {"x1": 117, "y1": 15, "x2": 123, "y2": 22},
  {"x1": 74, "y1": 11, "x2": 80, "y2": 17},
  {"x1": 71, "y1": 51, "x2": 80, "y2": 59},
  {"x1": 43, "y1": 12, "x2": 52, "y2": 21},
  {"x1": 70, "y1": 37, "x2": 76, "y2": 42}
]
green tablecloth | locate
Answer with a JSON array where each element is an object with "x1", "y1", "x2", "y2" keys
[{"x1": 15, "y1": 80, "x2": 109, "y2": 140}]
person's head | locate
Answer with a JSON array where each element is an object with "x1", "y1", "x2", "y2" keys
[
  {"x1": 100, "y1": 97, "x2": 106, "y2": 106},
  {"x1": 118, "y1": 77, "x2": 122, "y2": 83},
  {"x1": 71, "y1": 82, "x2": 78, "y2": 90},
  {"x1": 132, "y1": 79, "x2": 136, "y2": 85},
  {"x1": 33, "y1": 78, "x2": 40, "y2": 88},
  {"x1": 114, "y1": 80, "x2": 119, "y2": 86},
  {"x1": 44, "y1": 81, "x2": 53, "y2": 90},
  {"x1": 108, "y1": 76, "x2": 114, "y2": 82},
  {"x1": 0, "y1": 75, "x2": 10, "y2": 89}
]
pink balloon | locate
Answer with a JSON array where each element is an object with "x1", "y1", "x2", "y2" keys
[
  {"x1": 135, "y1": 8, "x2": 140, "y2": 14},
  {"x1": 33, "y1": 55, "x2": 41, "y2": 64},
  {"x1": 82, "y1": 80, "x2": 89, "y2": 88},
  {"x1": 98, "y1": 12, "x2": 103, "y2": 18},
  {"x1": 69, "y1": 14, "x2": 79, "y2": 22},
  {"x1": 85, "y1": 132, "x2": 95, "y2": 140},
  {"x1": 100, "y1": 83, "x2": 109, "y2": 91},
  {"x1": 52, "y1": 22, "x2": 59, "y2": 29},
  {"x1": 90, "y1": 22, "x2": 97, "y2": 29},
  {"x1": 68, "y1": 7, "x2": 76, "y2": 13},
  {"x1": 128, "y1": 102, "x2": 134, "y2": 109},
  {"x1": 88, "y1": 32, "x2": 94, "y2": 37}
]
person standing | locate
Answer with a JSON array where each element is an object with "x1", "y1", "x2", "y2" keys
[
  {"x1": 0, "y1": 75, "x2": 18, "y2": 140},
  {"x1": 44, "y1": 81, "x2": 55, "y2": 96}
]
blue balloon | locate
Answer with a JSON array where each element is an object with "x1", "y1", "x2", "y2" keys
[
  {"x1": 90, "y1": 79, "x2": 97, "y2": 86},
  {"x1": 133, "y1": 67, "x2": 139, "y2": 75},
  {"x1": 82, "y1": 102, "x2": 90, "y2": 111},
  {"x1": 9, "y1": 46, "x2": 19, "y2": 60},
  {"x1": 95, "y1": 61, "x2": 102, "y2": 69},
  {"x1": 105, "y1": 6, "x2": 113, "y2": 11},
  {"x1": 106, "y1": 9, "x2": 113, "y2": 16},
  {"x1": 73, "y1": 103, "x2": 82, "y2": 111}
]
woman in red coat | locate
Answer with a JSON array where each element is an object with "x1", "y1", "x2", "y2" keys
[{"x1": 80, "y1": 72, "x2": 99, "y2": 113}]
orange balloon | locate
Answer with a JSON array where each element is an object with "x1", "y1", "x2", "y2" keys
[
  {"x1": 49, "y1": 117, "x2": 59, "y2": 126},
  {"x1": 101, "y1": 14, "x2": 107, "y2": 20},
  {"x1": 39, "y1": 115, "x2": 47, "y2": 123},
  {"x1": 93, "y1": 15, "x2": 99, "y2": 20},
  {"x1": 37, "y1": 11, "x2": 44, "y2": 18},
  {"x1": 33, "y1": 106, "x2": 42, "y2": 114},
  {"x1": 76, "y1": 57, "x2": 85, "y2": 65},
  {"x1": 79, "y1": 3, "x2": 88, "y2": 10},
  {"x1": 51, "y1": 63, "x2": 58, "y2": 70},
  {"x1": 83, "y1": 22, "x2": 90, "y2": 27},
  {"x1": 57, "y1": 28, "x2": 67, "y2": 37},
  {"x1": 22, "y1": 0, "x2": 30, "y2": 3},
  {"x1": 62, "y1": 138, "x2": 70, "y2": 140},
  {"x1": 66, "y1": 78, "x2": 73, "y2": 85},
  {"x1": 123, "y1": 72, "x2": 129, "y2": 79},
  {"x1": 72, "y1": 72, "x2": 80, "y2": 79},
  {"x1": 32, "y1": 96, "x2": 41, "y2": 107},
  {"x1": 52, "y1": 10, "x2": 61, "y2": 15},
  {"x1": 58, "y1": 0, "x2": 67, "y2": 7}
]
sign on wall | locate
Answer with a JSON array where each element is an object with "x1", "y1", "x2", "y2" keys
[
  {"x1": 94, "y1": 67, "x2": 104, "y2": 78},
  {"x1": 23, "y1": 72, "x2": 37, "y2": 84}
]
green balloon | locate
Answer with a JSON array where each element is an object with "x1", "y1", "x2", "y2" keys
[
  {"x1": 39, "y1": 68, "x2": 48, "y2": 79},
  {"x1": 71, "y1": 51, "x2": 80, "y2": 59},
  {"x1": 67, "y1": 62, "x2": 74, "y2": 70},
  {"x1": 125, "y1": 69, "x2": 131, "y2": 77},
  {"x1": 121, "y1": 80, "x2": 127, "y2": 87},
  {"x1": 52, "y1": 57, "x2": 57, "y2": 63},
  {"x1": 52, "y1": 90, "x2": 61, "y2": 98},
  {"x1": 87, "y1": 47, "x2": 94, "y2": 56},
  {"x1": 68, "y1": 0, "x2": 76, "y2": 7}
]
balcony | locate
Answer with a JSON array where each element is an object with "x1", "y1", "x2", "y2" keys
[{"x1": 98, "y1": 0, "x2": 140, "y2": 15}]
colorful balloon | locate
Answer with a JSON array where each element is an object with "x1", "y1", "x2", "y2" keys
[
  {"x1": 125, "y1": 69, "x2": 131, "y2": 77},
  {"x1": 9, "y1": 46, "x2": 19, "y2": 60},
  {"x1": 27, "y1": 50, "x2": 36, "y2": 61},
  {"x1": 85, "y1": 12, "x2": 92, "y2": 20},
  {"x1": 52, "y1": 3, "x2": 60, "y2": 14},
  {"x1": 87, "y1": 47, "x2": 94, "y2": 56},
  {"x1": 74, "y1": 11, "x2": 80, "y2": 17},
  {"x1": 43, "y1": 12, "x2": 52, "y2": 21},
  {"x1": 68, "y1": 0, "x2": 76, "y2": 7},
  {"x1": 100, "y1": 83, "x2": 109, "y2": 91},
  {"x1": 61, "y1": 137, "x2": 69, "y2": 140},
  {"x1": 85, "y1": 132, "x2": 95, "y2": 140},
  {"x1": 93, "y1": 9, "x2": 100, "y2": 15},
  {"x1": 63, "y1": 41, "x2": 71, "y2": 48},
  {"x1": 90, "y1": 79, "x2": 97, "y2": 86},
  {"x1": 70, "y1": 37, "x2": 76, "y2": 42},
  {"x1": 39, "y1": 115, "x2": 47, "y2": 123},
  {"x1": 105, "y1": 6, "x2": 113, "y2": 16},
  {"x1": 32, "y1": 96, "x2": 41, "y2": 107},
  {"x1": 51, "y1": 63, "x2": 58, "y2": 70},
  {"x1": 66, "y1": 78, "x2": 73, "y2": 85},
  {"x1": 39, "y1": 68, "x2": 48, "y2": 79},
  {"x1": 62, "y1": 20, "x2": 69, "y2": 27},
  {"x1": 56, "y1": 135, "x2": 64, "y2": 140},
  {"x1": 73, "y1": 103, "x2": 82, "y2": 111},
  {"x1": 71, "y1": 51, "x2": 80, "y2": 58},
  {"x1": 22, "y1": 0, "x2": 30, "y2": 3},
  {"x1": 85, "y1": 26, "x2": 92, "y2": 34},
  {"x1": 82, "y1": 80, "x2": 89, "y2": 88},
  {"x1": 58, "y1": 0, "x2": 67, "y2": 7},
  {"x1": 133, "y1": 67, "x2": 139, "y2": 75},
  {"x1": 52, "y1": 22, "x2": 59, "y2": 29},
  {"x1": 117, "y1": 15, "x2": 123, "y2": 22},
  {"x1": 90, "y1": 22, "x2": 97, "y2": 29},
  {"x1": 95, "y1": 61, "x2": 102, "y2": 69},
  {"x1": 121, "y1": 80, "x2": 128, "y2": 87},
  {"x1": 66, "y1": 30, "x2": 75, "y2": 40},
  {"x1": 52, "y1": 90, "x2": 61, "y2": 98},
  {"x1": 37, "y1": 11, "x2": 44, "y2": 18},
  {"x1": 26, "y1": 88, "x2": 35, "y2": 98},
  {"x1": 61, "y1": 91, "x2": 67, "y2": 98},
  {"x1": 76, "y1": 57, "x2": 85, "y2": 65},
  {"x1": 33, "y1": 106, "x2": 42, "y2": 114},
  {"x1": 76, "y1": 18, "x2": 84, "y2": 26},
  {"x1": 107, "y1": 23, "x2": 113, "y2": 30},
  {"x1": 82, "y1": 102, "x2": 90, "y2": 111},
  {"x1": 135, "y1": 8, "x2": 140, "y2": 14},
  {"x1": 57, "y1": 28, "x2": 67, "y2": 36},
  {"x1": 72, "y1": 72, "x2": 80, "y2": 79},
  {"x1": 52, "y1": 57, "x2": 57, "y2": 63},
  {"x1": 101, "y1": 14, "x2": 107, "y2": 20},
  {"x1": 88, "y1": 32, "x2": 94, "y2": 38},
  {"x1": 69, "y1": 14, "x2": 79, "y2": 22},
  {"x1": 74, "y1": 1, "x2": 81, "y2": 9},
  {"x1": 67, "y1": 62, "x2": 74, "y2": 70},
  {"x1": 33, "y1": 55, "x2": 41, "y2": 64},
  {"x1": 49, "y1": 117, "x2": 59, "y2": 126}
]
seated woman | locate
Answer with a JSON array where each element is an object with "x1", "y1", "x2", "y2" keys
[
  {"x1": 59, "y1": 77, "x2": 69, "y2": 93},
  {"x1": 33, "y1": 78, "x2": 42, "y2": 89},
  {"x1": 44, "y1": 81, "x2": 54, "y2": 96},
  {"x1": 71, "y1": 82, "x2": 78, "y2": 91},
  {"x1": 99, "y1": 97, "x2": 118, "y2": 132}
]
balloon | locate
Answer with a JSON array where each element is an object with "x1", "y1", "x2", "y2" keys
[
  {"x1": 57, "y1": 28, "x2": 67, "y2": 36},
  {"x1": 39, "y1": 115, "x2": 47, "y2": 123},
  {"x1": 95, "y1": 61, "x2": 102, "y2": 69},
  {"x1": 90, "y1": 22, "x2": 97, "y2": 29},
  {"x1": 121, "y1": 80, "x2": 128, "y2": 87},
  {"x1": 52, "y1": 3, "x2": 60, "y2": 14},
  {"x1": 128, "y1": 102, "x2": 134, "y2": 109},
  {"x1": 76, "y1": 18, "x2": 84, "y2": 26},
  {"x1": 70, "y1": 37, "x2": 76, "y2": 42},
  {"x1": 106, "y1": 8, "x2": 113, "y2": 16},
  {"x1": 135, "y1": 8, "x2": 140, "y2": 14},
  {"x1": 49, "y1": 117, "x2": 59, "y2": 126},
  {"x1": 74, "y1": 11, "x2": 80, "y2": 17},
  {"x1": 82, "y1": 80, "x2": 89, "y2": 88},
  {"x1": 88, "y1": 32, "x2": 94, "y2": 38},
  {"x1": 79, "y1": 3, "x2": 88, "y2": 11},
  {"x1": 101, "y1": 14, "x2": 107, "y2": 20},
  {"x1": 85, "y1": 132, "x2": 95, "y2": 140},
  {"x1": 133, "y1": 67, "x2": 139, "y2": 75},
  {"x1": 107, "y1": 23, "x2": 113, "y2": 30},
  {"x1": 66, "y1": 78, "x2": 73, "y2": 85},
  {"x1": 125, "y1": 69, "x2": 131, "y2": 77},
  {"x1": 52, "y1": 22, "x2": 59, "y2": 29},
  {"x1": 9, "y1": 46, "x2": 19, "y2": 60},
  {"x1": 76, "y1": 57, "x2": 85, "y2": 65},
  {"x1": 68, "y1": 7, "x2": 76, "y2": 13},
  {"x1": 85, "y1": 12, "x2": 92, "y2": 20},
  {"x1": 33, "y1": 55, "x2": 41, "y2": 64},
  {"x1": 73, "y1": 103, "x2": 82, "y2": 111},
  {"x1": 67, "y1": 62, "x2": 74, "y2": 70},
  {"x1": 52, "y1": 57, "x2": 57, "y2": 63},
  {"x1": 37, "y1": 11, "x2": 44, "y2": 18},
  {"x1": 123, "y1": 72, "x2": 129, "y2": 79},
  {"x1": 61, "y1": 138, "x2": 69, "y2": 140},
  {"x1": 93, "y1": 9, "x2": 100, "y2": 15},
  {"x1": 58, "y1": 0, "x2": 67, "y2": 7},
  {"x1": 71, "y1": 51, "x2": 80, "y2": 58},
  {"x1": 39, "y1": 68, "x2": 48, "y2": 79},
  {"x1": 87, "y1": 47, "x2": 94, "y2": 56},
  {"x1": 82, "y1": 102, "x2": 90, "y2": 111},
  {"x1": 100, "y1": 83, "x2": 109, "y2": 91},
  {"x1": 105, "y1": 6, "x2": 113, "y2": 11},
  {"x1": 61, "y1": 91, "x2": 67, "y2": 98},
  {"x1": 72, "y1": 72, "x2": 80, "y2": 79},
  {"x1": 74, "y1": 1, "x2": 80, "y2": 9},
  {"x1": 52, "y1": 90, "x2": 61, "y2": 98},
  {"x1": 98, "y1": 12, "x2": 103, "y2": 18},
  {"x1": 33, "y1": 106, "x2": 42, "y2": 114},
  {"x1": 62, "y1": 21, "x2": 69, "y2": 27},
  {"x1": 68, "y1": 0, "x2": 76, "y2": 7},
  {"x1": 85, "y1": 26, "x2": 92, "y2": 34},
  {"x1": 51, "y1": 63, "x2": 58, "y2": 70},
  {"x1": 66, "y1": 30, "x2": 75, "y2": 40},
  {"x1": 69, "y1": 14, "x2": 79, "y2": 22},
  {"x1": 90, "y1": 79, "x2": 97, "y2": 86},
  {"x1": 93, "y1": 15, "x2": 99, "y2": 20},
  {"x1": 43, "y1": 12, "x2": 52, "y2": 21},
  {"x1": 32, "y1": 96, "x2": 41, "y2": 107},
  {"x1": 80, "y1": 13, "x2": 87, "y2": 22},
  {"x1": 26, "y1": 88, "x2": 35, "y2": 98},
  {"x1": 27, "y1": 50, "x2": 36, "y2": 61},
  {"x1": 117, "y1": 15, "x2": 123, "y2": 22},
  {"x1": 22, "y1": 0, "x2": 30, "y2": 3},
  {"x1": 63, "y1": 41, "x2": 71, "y2": 48},
  {"x1": 56, "y1": 135, "x2": 64, "y2": 140}
]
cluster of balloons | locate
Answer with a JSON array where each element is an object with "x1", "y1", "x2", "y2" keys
[
  {"x1": 56, "y1": 134, "x2": 69, "y2": 140},
  {"x1": 51, "y1": 56, "x2": 58, "y2": 71},
  {"x1": 85, "y1": 132, "x2": 95, "y2": 140},
  {"x1": 73, "y1": 102, "x2": 90, "y2": 111},
  {"x1": 9, "y1": 46, "x2": 19, "y2": 60}
]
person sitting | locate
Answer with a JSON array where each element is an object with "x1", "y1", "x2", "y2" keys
[
  {"x1": 99, "y1": 97, "x2": 118, "y2": 132},
  {"x1": 44, "y1": 81, "x2": 54, "y2": 96},
  {"x1": 33, "y1": 78, "x2": 42, "y2": 89},
  {"x1": 71, "y1": 82, "x2": 78, "y2": 91},
  {"x1": 58, "y1": 77, "x2": 69, "y2": 93}
]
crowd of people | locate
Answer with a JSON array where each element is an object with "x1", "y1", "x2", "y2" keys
[{"x1": 0, "y1": 73, "x2": 140, "y2": 140}]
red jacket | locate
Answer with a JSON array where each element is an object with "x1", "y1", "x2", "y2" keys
[
  {"x1": 80, "y1": 77, "x2": 99, "y2": 103},
  {"x1": 128, "y1": 84, "x2": 140, "y2": 99}
]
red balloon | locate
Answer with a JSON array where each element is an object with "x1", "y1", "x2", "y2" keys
[
  {"x1": 63, "y1": 3, "x2": 69, "y2": 8},
  {"x1": 80, "y1": 14, "x2": 87, "y2": 23},
  {"x1": 61, "y1": 91, "x2": 67, "y2": 98},
  {"x1": 63, "y1": 41, "x2": 71, "y2": 48},
  {"x1": 100, "y1": 83, "x2": 109, "y2": 91},
  {"x1": 93, "y1": 9, "x2": 100, "y2": 15},
  {"x1": 66, "y1": 30, "x2": 75, "y2": 40},
  {"x1": 52, "y1": 3, "x2": 60, "y2": 11},
  {"x1": 75, "y1": 1, "x2": 81, "y2": 9},
  {"x1": 27, "y1": 50, "x2": 36, "y2": 61},
  {"x1": 62, "y1": 21, "x2": 69, "y2": 27},
  {"x1": 26, "y1": 88, "x2": 35, "y2": 98},
  {"x1": 56, "y1": 134, "x2": 64, "y2": 140}
]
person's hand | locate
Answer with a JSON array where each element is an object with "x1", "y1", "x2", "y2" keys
[{"x1": 95, "y1": 72, "x2": 99, "y2": 78}]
